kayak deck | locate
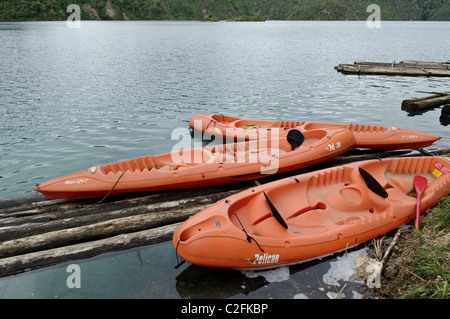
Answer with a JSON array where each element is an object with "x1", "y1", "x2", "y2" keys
[
  {"x1": 34, "y1": 128, "x2": 355, "y2": 199},
  {"x1": 190, "y1": 113, "x2": 440, "y2": 149},
  {"x1": 174, "y1": 156, "x2": 450, "y2": 269}
]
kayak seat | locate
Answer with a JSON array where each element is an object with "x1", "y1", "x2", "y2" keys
[
  {"x1": 385, "y1": 174, "x2": 415, "y2": 195},
  {"x1": 286, "y1": 203, "x2": 330, "y2": 235},
  {"x1": 246, "y1": 195, "x2": 272, "y2": 227},
  {"x1": 287, "y1": 212, "x2": 330, "y2": 236},
  {"x1": 252, "y1": 217, "x2": 290, "y2": 238}
]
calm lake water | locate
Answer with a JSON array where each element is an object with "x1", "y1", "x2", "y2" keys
[{"x1": 0, "y1": 20, "x2": 449, "y2": 299}]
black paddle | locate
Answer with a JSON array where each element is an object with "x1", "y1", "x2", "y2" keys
[
  {"x1": 359, "y1": 167, "x2": 388, "y2": 198},
  {"x1": 263, "y1": 191, "x2": 288, "y2": 229}
]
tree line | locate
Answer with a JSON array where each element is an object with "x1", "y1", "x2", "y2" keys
[{"x1": 1, "y1": 0, "x2": 449, "y2": 21}]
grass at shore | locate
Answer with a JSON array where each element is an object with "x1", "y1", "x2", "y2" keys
[{"x1": 378, "y1": 195, "x2": 449, "y2": 299}]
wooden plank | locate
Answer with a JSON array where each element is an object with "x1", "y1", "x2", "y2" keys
[
  {"x1": 336, "y1": 60, "x2": 450, "y2": 77},
  {"x1": 399, "y1": 60, "x2": 450, "y2": 68},
  {"x1": 0, "y1": 189, "x2": 241, "y2": 240},
  {"x1": 0, "y1": 223, "x2": 181, "y2": 278},
  {"x1": 0, "y1": 205, "x2": 209, "y2": 257},
  {"x1": 338, "y1": 65, "x2": 450, "y2": 77},
  {"x1": 0, "y1": 184, "x2": 250, "y2": 277},
  {"x1": 353, "y1": 61, "x2": 450, "y2": 70}
]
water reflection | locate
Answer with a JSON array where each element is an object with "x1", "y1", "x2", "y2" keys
[
  {"x1": 131, "y1": 244, "x2": 372, "y2": 299},
  {"x1": 439, "y1": 105, "x2": 450, "y2": 126},
  {"x1": 0, "y1": 239, "x2": 374, "y2": 299},
  {"x1": 175, "y1": 265, "x2": 266, "y2": 299}
]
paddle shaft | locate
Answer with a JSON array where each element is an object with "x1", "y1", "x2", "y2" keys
[{"x1": 415, "y1": 192, "x2": 422, "y2": 230}]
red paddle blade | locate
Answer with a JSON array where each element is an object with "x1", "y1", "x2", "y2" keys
[
  {"x1": 414, "y1": 175, "x2": 428, "y2": 193},
  {"x1": 414, "y1": 175, "x2": 427, "y2": 231}
]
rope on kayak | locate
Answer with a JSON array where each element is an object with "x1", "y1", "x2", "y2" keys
[
  {"x1": 94, "y1": 171, "x2": 125, "y2": 205},
  {"x1": 205, "y1": 118, "x2": 217, "y2": 133},
  {"x1": 33, "y1": 183, "x2": 42, "y2": 210},
  {"x1": 225, "y1": 200, "x2": 264, "y2": 253},
  {"x1": 205, "y1": 114, "x2": 226, "y2": 133},
  {"x1": 174, "y1": 239, "x2": 185, "y2": 269}
]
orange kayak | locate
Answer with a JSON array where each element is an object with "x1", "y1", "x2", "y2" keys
[
  {"x1": 33, "y1": 128, "x2": 355, "y2": 199},
  {"x1": 173, "y1": 156, "x2": 450, "y2": 269},
  {"x1": 189, "y1": 113, "x2": 440, "y2": 150}
]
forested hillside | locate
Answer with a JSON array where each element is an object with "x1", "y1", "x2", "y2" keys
[{"x1": 1, "y1": 0, "x2": 449, "y2": 21}]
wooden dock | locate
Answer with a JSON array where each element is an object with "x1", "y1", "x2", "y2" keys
[
  {"x1": 336, "y1": 60, "x2": 450, "y2": 77},
  {"x1": 1, "y1": 147, "x2": 449, "y2": 278},
  {"x1": 0, "y1": 184, "x2": 249, "y2": 278}
]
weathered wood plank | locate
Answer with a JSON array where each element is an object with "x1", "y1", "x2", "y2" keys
[
  {"x1": 402, "y1": 92, "x2": 450, "y2": 112},
  {"x1": 353, "y1": 60, "x2": 450, "y2": 70},
  {"x1": 336, "y1": 61, "x2": 450, "y2": 77},
  {"x1": 0, "y1": 206, "x2": 206, "y2": 258},
  {"x1": 399, "y1": 60, "x2": 450, "y2": 68},
  {"x1": 0, "y1": 223, "x2": 181, "y2": 278},
  {"x1": 339, "y1": 65, "x2": 450, "y2": 77},
  {"x1": 0, "y1": 189, "x2": 241, "y2": 240}
]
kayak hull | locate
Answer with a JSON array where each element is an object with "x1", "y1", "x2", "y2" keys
[
  {"x1": 173, "y1": 156, "x2": 450, "y2": 269},
  {"x1": 34, "y1": 128, "x2": 355, "y2": 199},
  {"x1": 189, "y1": 113, "x2": 440, "y2": 150}
]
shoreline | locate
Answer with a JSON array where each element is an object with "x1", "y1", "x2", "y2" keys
[{"x1": 375, "y1": 195, "x2": 449, "y2": 299}]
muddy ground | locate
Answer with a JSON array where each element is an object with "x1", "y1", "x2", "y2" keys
[{"x1": 374, "y1": 205, "x2": 449, "y2": 299}]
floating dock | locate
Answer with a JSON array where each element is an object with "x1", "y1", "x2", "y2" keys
[
  {"x1": 335, "y1": 60, "x2": 450, "y2": 77},
  {"x1": 402, "y1": 91, "x2": 450, "y2": 112},
  {"x1": 0, "y1": 147, "x2": 449, "y2": 278}
]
